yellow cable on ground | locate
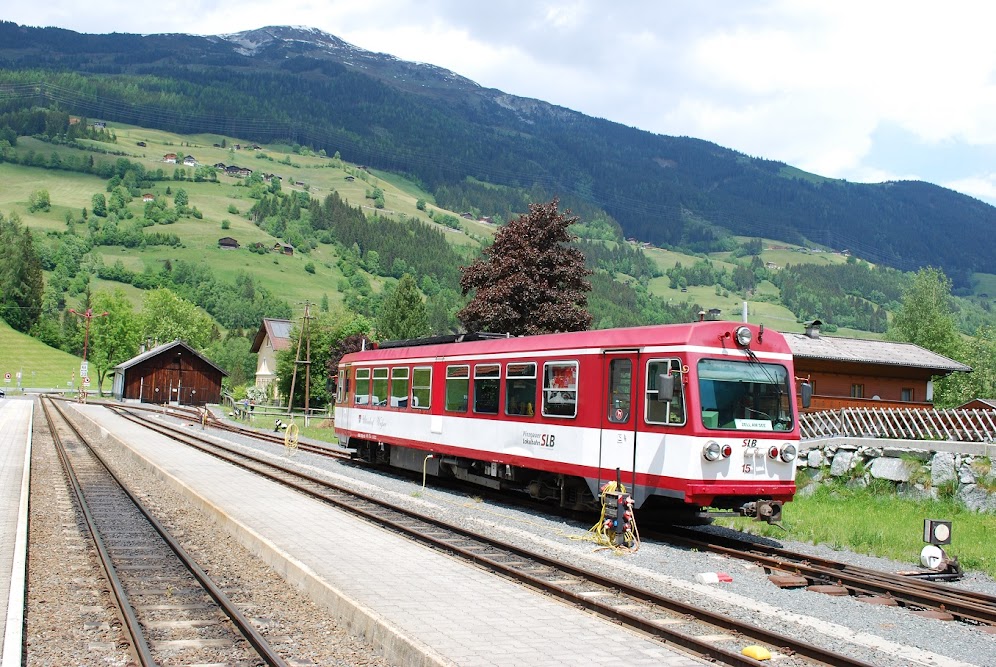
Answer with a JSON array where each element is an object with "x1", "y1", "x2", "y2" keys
[
  {"x1": 284, "y1": 421, "x2": 299, "y2": 456},
  {"x1": 579, "y1": 481, "x2": 640, "y2": 552}
]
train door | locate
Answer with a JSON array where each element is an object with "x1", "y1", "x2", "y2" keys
[{"x1": 599, "y1": 351, "x2": 640, "y2": 494}]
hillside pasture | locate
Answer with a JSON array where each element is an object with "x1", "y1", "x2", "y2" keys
[{"x1": 0, "y1": 319, "x2": 81, "y2": 391}]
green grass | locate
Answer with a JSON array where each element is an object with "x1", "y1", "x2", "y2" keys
[
  {"x1": 716, "y1": 482, "x2": 996, "y2": 577},
  {"x1": 972, "y1": 272, "x2": 996, "y2": 298},
  {"x1": 0, "y1": 319, "x2": 82, "y2": 390}
]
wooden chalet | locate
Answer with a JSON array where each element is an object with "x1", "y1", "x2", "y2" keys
[
  {"x1": 218, "y1": 236, "x2": 240, "y2": 250},
  {"x1": 785, "y1": 321, "x2": 971, "y2": 413},
  {"x1": 250, "y1": 319, "x2": 293, "y2": 398},
  {"x1": 274, "y1": 242, "x2": 294, "y2": 256},
  {"x1": 111, "y1": 340, "x2": 227, "y2": 406}
]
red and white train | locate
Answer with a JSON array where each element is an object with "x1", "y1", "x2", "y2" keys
[{"x1": 334, "y1": 320, "x2": 810, "y2": 523}]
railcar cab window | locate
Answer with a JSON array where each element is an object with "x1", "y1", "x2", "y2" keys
[
  {"x1": 372, "y1": 367, "x2": 389, "y2": 406},
  {"x1": 698, "y1": 358, "x2": 792, "y2": 431},
  {"x1": 542, "y1": 361, "x2": 578, "y2": 418},
  {"x1": 505, "y1": 362, "x2": 537, "y2": 417},
  {"x1": 445, "y1": 365, "x2": 469, "y2": 412},
  {"x1": 390, "y1": 367, "x2": 409, "y2": 408},
  {"x1": 354, "y1": 368, "x2": 371, "y2": 405},
  {"x1": 608, "y1": 359, "x2": 632, "y2": 423},
  {"x1": 646, "y1": 359, "x2": 685, "y2": 425},
  {"x1": 474, "y1": 363, "x2": 501, "y2": 414},
  {"x1": 412, "y1": 367, "x2": 431, "y2": 409}
]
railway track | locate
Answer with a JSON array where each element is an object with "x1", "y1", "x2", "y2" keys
[
  {"x1": 42, "y1": 397, "x2": 290, "y2": 666},
  {"x1": 106, "y1": 400, "x2": 996, "y2": 634},
  {"x1": 110, "y1": 403, "x2": 874, "y2": 667},
  {"x1": 659, "y1": 526, "x2": 996, "y2": 630}
]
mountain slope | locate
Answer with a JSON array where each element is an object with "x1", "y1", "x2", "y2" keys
[{"x1": 1, "y1": 21, "x2": 994, "y2": 286}]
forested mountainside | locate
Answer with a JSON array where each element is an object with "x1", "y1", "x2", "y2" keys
[{"x1": 2, "y1": 22, "x2": 996, "y2": 287}]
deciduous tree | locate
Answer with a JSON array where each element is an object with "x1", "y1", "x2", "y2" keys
[
  {"x1": 887, "y1": 267, "x2": 963, "y2": 359},
  {"x1": 88, "y1": 289, "x2": 142, "y2": 394},
  {"x1": 458, "y1": 199, "x2": 592, "y2": 335},
  {"x1": 141, "y1": 288, "x2": 214, "y2": 349}
]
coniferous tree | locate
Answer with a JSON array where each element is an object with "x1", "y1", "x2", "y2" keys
[
  {"x1": 0, "y1": 213, "x2": 44, "y2": 333},
  {"x1": 377, "y1": 274, "x2": 429, "y2": 341},
  {"x1": 458, "y1": 199, "x2": 592, "y2": 336}
]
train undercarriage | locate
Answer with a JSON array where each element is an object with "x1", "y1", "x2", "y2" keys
[{"x1": 346, "y1": 437, "x2": 783, "y2": 525}]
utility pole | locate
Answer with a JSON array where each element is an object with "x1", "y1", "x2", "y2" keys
[
  {"x1": 68, "y1": 307, "x2": 108, "y2": 403},
  {"x1": 286, "y1": 302, "x2": 314, "y2": 422}
]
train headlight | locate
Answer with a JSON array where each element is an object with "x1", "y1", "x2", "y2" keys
[
  {"x1": 779, "y1": 443, "x2": 797, "y2": 462},
  {"x1": 703, "y1": 441, "x2": 723, "y2": 462},
  {"x1": 735, "y1": 326, "x2": 752, "y2": 347}
]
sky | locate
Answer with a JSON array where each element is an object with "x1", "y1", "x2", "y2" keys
[{"x1": 7, "y1": 1, "x2": 996, "y2": 205}]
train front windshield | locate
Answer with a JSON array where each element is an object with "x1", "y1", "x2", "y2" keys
[{"x1": 697, "y1": 358, "x2": 793, "y2": 431}]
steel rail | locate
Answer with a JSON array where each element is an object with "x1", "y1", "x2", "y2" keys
[
  {"x1": 665, "y1": 527, "x2": 996, "y2": 626},
  {"x1": 41, "y1": 398, "x2": 157, "y2": 667},
  {"x1": 47, "y1": 398, "x2": 291, "y2": 667}
]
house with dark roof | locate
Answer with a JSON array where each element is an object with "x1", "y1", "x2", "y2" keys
[
  {"x1": 111, "y1": 340, "x2": 227, "y2": 406},
  {"x1": 218, "y1": 237, "x2": 240, "y2": 250},
  {"x1": 785, "y1": 321, "x2": 971, "y2": 412},
  {"x1": 250, "y1": 319, "x2": 294, "y2": 398}
]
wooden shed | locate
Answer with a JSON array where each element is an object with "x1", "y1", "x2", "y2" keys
[{"x1": 111, "y1": 340, "x2": 227, "y2": 406}]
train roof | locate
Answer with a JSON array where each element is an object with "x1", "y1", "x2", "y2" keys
[{"x1": 341, "y1": 321, "x2": 790, "y2": 364}]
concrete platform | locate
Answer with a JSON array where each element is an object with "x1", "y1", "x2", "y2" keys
[
  {"x1": 1, "y1": 398, "x2": 32, "y2": 667},
  {"x1": 69, "y1": 403, "x2": 707, "y2": 666}
]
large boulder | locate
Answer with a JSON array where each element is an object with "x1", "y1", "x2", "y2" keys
[
  {"x1": 931, "y1": 451, "x2": 957, "y2": 486},
  {"x1": 830, "y1": 450, "x2": 856, "y2": 477},
  {"x1": 870, "y1": 457, "x2": 915, "y2": 482}
]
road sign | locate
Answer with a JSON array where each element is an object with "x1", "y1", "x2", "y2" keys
[
  {"x1": 3, "y1": 373, "x2": 9, "y2": 383},
  {"x1": 82, "y1": 376, "x2": 91, "y2": 387},
  {"x1": 80, "y1": 361, "x2": 89, "y2": 377}
]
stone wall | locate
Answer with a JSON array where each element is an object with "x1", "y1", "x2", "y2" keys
[{"x1": 798, "y1": 438, "x2": 996, "y2": 513}]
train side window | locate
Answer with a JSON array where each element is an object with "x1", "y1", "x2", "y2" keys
[
  {"x1": 645, "y1": 359, "x2": 685, "y2": 425},
  {"x1": 542, "y1": 361, "x2": 578, "y2": 418},
  {"x1": 390, "y1": 367, "x2": 410, "y2": 408},
  {"x1": 354, "y1": 368, "x2": 371, "y2": 405},
  {"x1": 474, "y1": 363, "x2": 501, "y2": 414},
  {"x1": 412, "y1": 367, "x2": 431, "y2": 409},
  {"x1": 372, "y1": 367, "x2": 389, "y2": 407},
  {"x1": 505, "y1": 362, "x2": 536, "y2": 416},
  {"x1": 607, "y1": 359, "x2": 632, "y2": 423},
  {"x1": 445, "y1": 365, "x2": 469, "y2": 412}
]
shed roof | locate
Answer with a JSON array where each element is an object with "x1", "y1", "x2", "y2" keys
[
  {"x1": 957, "y1": 398, "x2": 996, "y2": 409},
  {"x1": 251, "y1": 318, "x2": 294, "y2": 353},
  {"x1": 113, "y1": 339, "x2": 228, "y2": 375},
  {"x1": 784, "y1": 332, "x2": 970, "y2": 373}
]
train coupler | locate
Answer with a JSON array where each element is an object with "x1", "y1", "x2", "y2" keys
[{"x1": 741, "y1": 500, "x2": 783, "y2": 525}]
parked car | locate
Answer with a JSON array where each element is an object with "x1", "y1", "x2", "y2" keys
[{"x1": 0, "y1": 388, "x2": 5, "y2": 398}]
